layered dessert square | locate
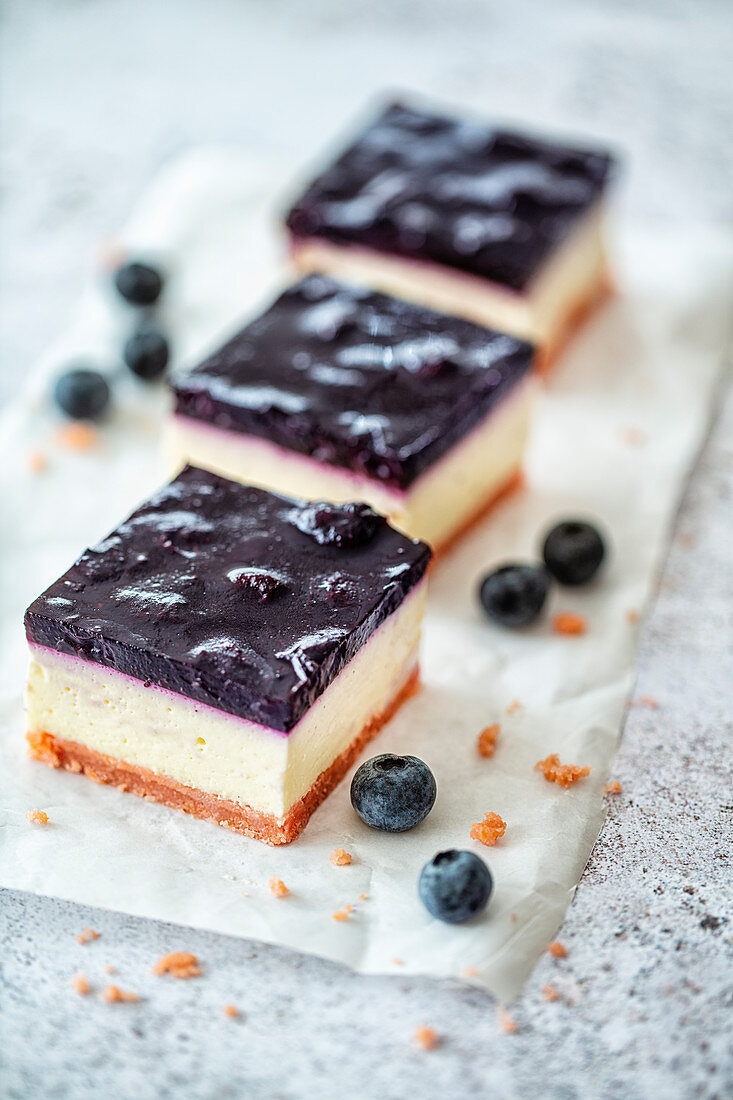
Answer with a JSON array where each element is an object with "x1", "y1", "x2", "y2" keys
[
  {"x1": 284, "y1": 101, "x2": 616, "y2": 369},
  {"x1": 25, "y1": 467, "x2": 431, "y2": 844},
  {"x1": 168, "y1": 275, "x2": 535, "y2": 551}
]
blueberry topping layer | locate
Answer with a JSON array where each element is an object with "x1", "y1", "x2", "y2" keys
[
  {"x1": 285, "y1": 101, "x2": 615, "y2": 293},
  {"x1": 172, "y1": 275, "x2": 533, "y2": 491},
  {"x1": 24, "y1": 467, "x2": 431, "y2": 732},
  {"x1": 293, "y1": 502, "x2": 382, "y2": 548}
]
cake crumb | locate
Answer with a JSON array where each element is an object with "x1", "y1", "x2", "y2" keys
[
  {"x1": 634, "y1": 695, "x2": 659, "y2": 709},
  {"x1": 543, "y1": 984, "x2": 561, "y2": 1002},
  {"x1": 510, "y1": 913, "x2": 518, "y2": 921},
  {"x1": 506, "y1": 700, "x2": 522, "y2": 715},
  {"x1": 626, "y1": 609, "x2": 640, "y2": 624},
  {"x1": 25, "y1": 809, "x2": 49, "y2": 826},
  {"x1": 622, "y1": 426, "x2": 646, "y2": 447},
  {"x1": 97, "y1": 238, "x2": 126, "y2": 271},
  {"x1": 477, "y1": 724, "x2": 500, "y2": 758},
  {"x1": 413, "y1": 1026, "x2": 440, "y2": 1051},
  {"x1": 103, "y1": 965, "x2": 117, "y2": 974},
  {"x1": 605, "y1": 780, "x2": 623, "y2": 795},
  {"x1": 152, "y1": 952, "x2": 201, "y2": 979},
  {"x1": 76, "y1": 928, "x2": 100, "y2": 945},
  {"x1": 28, "y1": 450, "x2": 48, "y2": 474},
  {"x1": 358, "y1": 893, "x2": 368, "y2": 901},
  {"x1": 470, "y1": 811, "x2": 507, "y2": 847},
  {"x1": 103, "y1": 984, "x2": 139, "y2": 1004},
  {"x1": 56, "y1": 421, "x2": 98, "y2": 451},
  {"x1": 552, "y1": 612, "x2": 587, "y2": 636},
  {"x1": 223, "y1": 1004, "x2": 240, "y2": 1018},
  {"x1": 498, "y1": 1007, "x2": 518, "y2": 1034},
  {"x1": 71, "y1": 973, "x2": 91, "y2": 996},
  {"x1": 332, "y1": 909, "x2": 350, "y2": 922},
  {"x1": 461, "y1": 967, "x2": 479, "y2": 979},
  {"x1": 330, "y1": 848, "x2": 352, "y2": 866},
  {"x1": 548, "y1": 941, "x2": 568, "y2": 958},
  {"x1": 392, "y1": 957, "x2": 404, "y2": 966},
  {"x1": 269, "y1": 877, "x2": 289, "y2": 898},
  {"x1": 535, "y1": 753, "x2": 591, "y2": 788}
]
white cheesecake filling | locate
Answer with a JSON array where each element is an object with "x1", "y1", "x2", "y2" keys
[
  {"x1": 290, "y1": 206, "x2": 607, "y2": 348},
  {"x1": 25, "y1": 582, "x2": 425, "y2": 820},
  {"x1": 167, "y1": 375, "x2": 535, "y2": 548}
]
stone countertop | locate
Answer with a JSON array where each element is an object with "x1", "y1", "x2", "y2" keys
[{"x1": 1, "y1": 2, "x2": 732, "y2": 1097}]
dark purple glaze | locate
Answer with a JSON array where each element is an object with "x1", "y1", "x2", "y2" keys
[
  {"x1": 285, "y1": 101, "x2": 616, "y2": 293},
  {"x1": 172, "y1": 275, "x2": 533, "y2": 492},
  {"x1": 24, "y1": 467, "x2": 431, "y2": 733}
]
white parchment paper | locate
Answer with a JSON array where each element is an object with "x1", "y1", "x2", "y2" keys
[{"x1": 1, "y1": 150, "x2": 730, "y2": 999}]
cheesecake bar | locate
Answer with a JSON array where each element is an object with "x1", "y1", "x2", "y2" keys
[
  {"x1": 24, "y1": 467, "x2": 431, "y2": 844},
  {"x1": 169, "y1": 275, "x2": 535, "y2": 551},
  {"x1": 285, "y1": 101, "x2": 616, "y2": 369}
]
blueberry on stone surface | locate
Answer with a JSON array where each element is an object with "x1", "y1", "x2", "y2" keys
[
  {"x1": 114, "y1": 261, "x2": 164, "y2": 306},
  {"x1": 53, "y1": 368, "x2": 111, "y2": 420},
  {"x1": 479, "y1": 563, "x2": 550, "y2": 628},
  {"x1": 350, "y1": 754, "x2": 437, "y2": 832},
  {"x1": 418, "y1": 849, "x2": 493, "y2": 924},
  {"x1": 542, "y1": 520, "x2": 606, "y2": 585},
  {"x1": 294, "y1": 501, "x2": 383, "y2": 549},
  {"x1": 123, "y1": 328, "x2": 169, "y2": 381}
]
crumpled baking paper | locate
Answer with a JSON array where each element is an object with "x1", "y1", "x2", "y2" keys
[{"x1": 1, "y1": 149, "x2": 730, "y2": 999}]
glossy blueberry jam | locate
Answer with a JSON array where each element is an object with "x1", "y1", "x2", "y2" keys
[
  {"x1": 24, "y1": 467, "x2": 431, "y2": 732},
  {"x1": 172, "y1": 275, "x2": 533, "y2": 491},
  {"x1": 285, "y1": 101, "x2": 615, "y2": 293}
]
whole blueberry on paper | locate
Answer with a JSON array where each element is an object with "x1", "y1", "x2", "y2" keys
[
  {"x1": 542, "y1": 520, "x2": 606, "y2": 585},
  {"x1": 418, "y1": 849, "x2": 493, "y2": 923},
  {"x1": 350, "y1": 754, "x2": 436, "y2": 832}
]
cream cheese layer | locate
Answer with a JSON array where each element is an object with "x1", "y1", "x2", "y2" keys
[
  {"x1": 290, "y1": 207, "x2": 607, "y2": 348},
  {"x1": 167, "y1": 376, "x2": 535, "y2": 547},
  {"x1": 26, "y1": 582, "x2": 425, "y2": 819}
]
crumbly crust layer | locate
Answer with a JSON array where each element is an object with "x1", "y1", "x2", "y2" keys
[{"x1": 26, "y1": 667, "x2": 420, "y2": 845}]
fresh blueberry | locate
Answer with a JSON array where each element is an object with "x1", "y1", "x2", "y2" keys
[
  {"x1": 53, "y1": 368, "x2": 111, "y2": 420},
  {"x1": 114, "y1": 261, "x2": 164, "y2": 306},
  {"x1": 123, "y1": 328, "x2": 170, "y2": 381},
  {"x1": 418, "y1": 849, "x2": 493, "y2": 924},
  {"x1": 479, "y1": 563, "x2": 550, "y2": 627},
  {"x1": 542, "y1": 520, "x2": 606, "y2": 585},
  {"x1": 350, "y1": 753, "x2": 436, "y2": 832},
  {"x1": 293, "y1": 501, "x2": 383, "y2": 549}
]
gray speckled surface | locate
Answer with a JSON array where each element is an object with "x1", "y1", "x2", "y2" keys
[{"x1": 1, "y1": 2, "x2": 732, "y2": 1097}]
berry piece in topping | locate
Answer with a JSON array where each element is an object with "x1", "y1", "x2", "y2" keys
[
  {"x1": 418, "y1": 849, "x2": 493, "y2": 924},
  {"x1": 53, "y1": 368, "x2": 111, "y2": 421},
  {"x1": 227, "y1": 567, "x2": 288, "y2": 601},
  {"x1": 114, "y1": 261, "x2": 164, "y2": 306},
  {"x1": 293, "y1": 501, "x2": 383, "y2": 548},
  {"x1": 350, "y1": 754, "x2": 436, "y2": 832},
  {"x1": 479, "y1": 563, "x2": 550, "y2": 627},
  {"x1": 542, "y1": 520, "x2": 606, "y2": 585},
  {"x1": 123, "y1": 328, "x2": 170, "y2": 381}
]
